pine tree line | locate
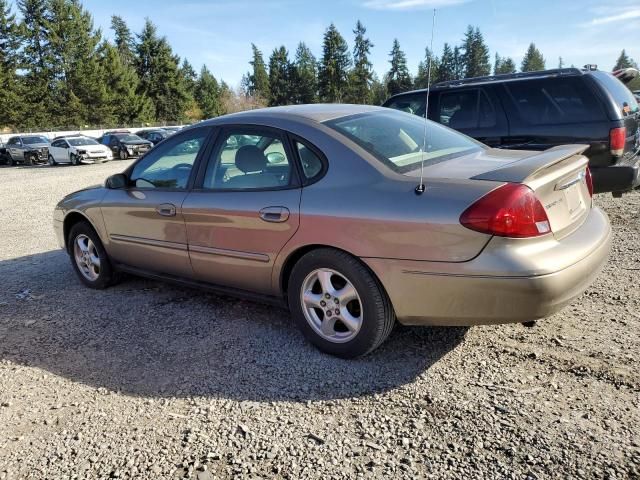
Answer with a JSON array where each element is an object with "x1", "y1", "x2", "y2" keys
[{"x1": 0, "y1": 0, "x2": 637, "y2": 132}]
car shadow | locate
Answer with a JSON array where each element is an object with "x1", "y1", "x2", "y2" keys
[{"x1": 0, "y1": 250, "x2": 468, "y2": 401}]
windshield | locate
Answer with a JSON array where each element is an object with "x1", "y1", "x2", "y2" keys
[
  {"x1": 22, "y1": 136, "x2": 49, "y2": 145},
  {"x1": 117, "y1": 135, "x2": 144, "y2": 142},
  {"x1": 68, "y1": 137, "x2": 99, "y2": 146},
  {"x1": 325, "y1": 110, "x2": 484, "y2": 174}
]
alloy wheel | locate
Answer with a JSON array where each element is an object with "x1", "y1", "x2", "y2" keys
[
  {"x1": 73, "y1": 234, "x2": 101, "y2": 281},
  {"x1": 300, "y1": 268, "x2": 363, "y2": 343}
]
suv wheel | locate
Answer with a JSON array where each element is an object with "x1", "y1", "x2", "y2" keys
[
  {"x1": 288, "y1": 248, "x2": 395, "y2": 358},
  {"x1": 119, "y1": 148, "x2": 128, "y2": 160},
  {"x1": 68, "y1": 222, "x2": 120, "y2": 289},
  {"x1": 24, "y1": 153, "x2": 34, "y2": 166}
]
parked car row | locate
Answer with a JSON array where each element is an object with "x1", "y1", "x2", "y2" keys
[
  {"x1": 383, "y1": 67, "x2": 640, "y2": 197},
  {"x1": 0, "y1": 127, "x2": 182, "y2": 166}
]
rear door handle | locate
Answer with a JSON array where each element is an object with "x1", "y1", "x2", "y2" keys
[
  {"x1": 156, "y1": 203, "x2": 176, "y2": 217},
  {"x1": 259, "y1": 206, "x2": 290, "y2": 223}
]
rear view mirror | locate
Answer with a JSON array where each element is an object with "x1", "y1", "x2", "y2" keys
[
  {"x1": 105, "y1": 173, "x2": 127, "y2": 189},
  {"x1": 266, "y1": 151, "x2": 286, "y2": 164}
]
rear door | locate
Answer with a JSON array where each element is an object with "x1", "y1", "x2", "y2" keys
[
  {"x1": 434, "y1": 87, "x2": 507, "y2": 147},
  {"x1": 100, "y1": 127, "x2": 212, "y2": 277},
  {"x1": 182, "y1": 126, "x2": 304, "y2": 295},
  {"x1": 7, "y1": 137, "x2": 24, "y2": 161}
]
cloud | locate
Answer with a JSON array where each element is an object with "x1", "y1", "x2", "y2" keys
[
  {"x1": 582, "y1": 8, "x2": 640, "y2": 26},
  {"x1": 362, "y1": 0, "x2": 469, "y2": 10}
]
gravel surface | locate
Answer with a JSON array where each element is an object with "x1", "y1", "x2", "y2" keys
[{"x1": 0, "y1": 162, "x2": 638, "y2": 479}]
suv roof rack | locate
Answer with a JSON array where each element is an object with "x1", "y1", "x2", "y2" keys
[{"x1": 432, "y1": 68, "x2": 584, "y2": 89}]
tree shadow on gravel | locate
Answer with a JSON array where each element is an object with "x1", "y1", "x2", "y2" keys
[{"x1": 0, "y1": 250, "x2": 468, "y2": 401}]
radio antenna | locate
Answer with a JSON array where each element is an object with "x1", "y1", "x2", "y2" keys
[{"x1": 416, "y1": 8, "x2": 436, "y2": 195}]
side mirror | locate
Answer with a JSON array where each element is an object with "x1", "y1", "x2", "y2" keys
[
  {"x1": 266, "y1": 151, "x2": 286, "y2": 164},
  {"x1": 106, "y1": 173, "x2": 127, "y2": 189}
]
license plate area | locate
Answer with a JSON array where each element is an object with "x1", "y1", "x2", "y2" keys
[{"x1": 564, "y1": 182, "x2": 585, "y2": 218}]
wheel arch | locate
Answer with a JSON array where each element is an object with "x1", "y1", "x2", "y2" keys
[
  {"x1": 278, "y1": 244, "x2": 387, "y2": 300},
  {"x1": 63, "y1": 211, "x2": 100, "y2": 252}
]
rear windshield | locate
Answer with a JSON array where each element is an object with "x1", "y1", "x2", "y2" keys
[
  {"x1": 325, "y1": 110, "x2": 483, "y2": 174},
  {"x1": 22, "y1": 136, "x2": 49, "y2": 145},
  {"x1": 504, "y1": 77, "x2": 606, "y2": 125},
  {"x1": 591, "y1": 71, "x2": 640, "y2": 116}
]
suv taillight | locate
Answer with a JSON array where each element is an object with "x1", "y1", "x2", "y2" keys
[
  {"x1": 610, "y1": 127, "x2": 626, "y2": 156},
  {"x1": 460, "y1": 183, "x2": 551, "y2": 238},
  {"x1": 585, "y1": 167, "x2": 594, "y2": 197}
]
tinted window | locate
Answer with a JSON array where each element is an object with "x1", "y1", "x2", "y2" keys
[
  {"x1": 591, "y1": 71, "x2": 639, "y2": 116},
  {"x1": 51, "y1": 140, "x2": 66, "y2": 148},
  {"x1": 203, "y1": 131, "x2": 292, "y2": 190},
  {"x1": 295, "y1": 141, "x2": 323, "y2": 179},
  {"x1": 438, "y1": 90, "x2": 496, "y2": 130},
  {"x1": 505, "y1": 77, "x2": 605, "y2": 125},
  {"x1": 22, "y1": 136, "x2": 49, "y2": 145},
  {"x1": 326, "y1": 110, "x2": 483, "y2": 174},
  {"x1": 130, "y1": 129, "x2": 208, "y2": 189},
  {"x1": 7, "y1": 138, "x2": 19, "y2": 146},
  {"x1": 386, "y1": 94, "x2": 426, "y2": 117}
]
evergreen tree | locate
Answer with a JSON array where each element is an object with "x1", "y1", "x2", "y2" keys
[
  {"x1": 97, "y1": 41, "x2": 154, "y2": 126},
  {"x1": 293, "y1": 42, "x2": 317, "y2": 104},
  {"x1": 246, "y1": 44, "x2": 269, "y2": 101},
  {"x1": 0, "y1": 0, "x2": 23, "y2": 129},
  {"x1": 494, "y1": 53, "x2": 516, "y2": 74},
  {"x1": 268, "y1": 46, "x2": 293, "y2": 106},
  {"x1": 386, "y1": 39, "x2": 412, "y2": 96},
  {"x1": 370, "y1": 73, "x2": 388, "y2": 105},
  {"x1": 347, "y1": 20, "x2": 374, "y2": 104},
  {"x1": 436, "y1": 43, "x2": 456, "y2": 83},
  {"x1": 452, "y1": 46, "x2": 464, "y2": 79},
  {"x1": 613, "y1": 49, "x2": 637, "y2": 70},
  {"x1": 180, "y1": 59, "x2": 197, "y2": 96},
  {"x1": 18, "y1": 0, "x2": 55, "y2": 128},
  {"x1": 415, "y1": 48, "x2": 439, "y2": 88},
  {"x1": 318, "y1": 23, "x2": 351, "y2": 102},
  {"x1": 135, "y1": 19, "x2": 190, "y2": 122},
  {"x1": 521, "y1": 43, "x2": 545, "y2": 72},
  {"x1": 110, "y1": 15, "x2": 135, "y2": 66},
  {"x1": 461, "y1": 26, "x2": 491, "y2": 78},
  {"x1": 558, "y1": 56, "x2": 564, "y2": 69},
  {"x1": 195, "y1": 65, "x2": 222, "y2": 118}
]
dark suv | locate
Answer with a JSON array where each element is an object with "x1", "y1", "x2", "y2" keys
[{"x1": 383, "y1": 68, "x2": 640, "y2": 196}]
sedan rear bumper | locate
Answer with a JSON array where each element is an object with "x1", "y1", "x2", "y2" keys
[{"x1": 363, "y1": 207, "x2": 611, "y2": 326}]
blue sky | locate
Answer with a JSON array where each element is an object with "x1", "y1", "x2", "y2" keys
[{"x1": 72, "y1": 0, "x2": 640, "y2": 86}]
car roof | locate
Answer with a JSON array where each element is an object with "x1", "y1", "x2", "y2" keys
[{"x1": 198, "y1": 104, "x2": 388, "y2": 125}]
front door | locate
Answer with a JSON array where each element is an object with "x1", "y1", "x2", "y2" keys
[
  {"x1": 183, "y1": 127, "x2": 303, "y2": 295},
  {"x1": 100, "y1": 127, "x2": 212, "y2": 277}
]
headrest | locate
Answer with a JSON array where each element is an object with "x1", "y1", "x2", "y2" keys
[{"x1": 235, "y1": 145, "x2": 266, "y2": 173}]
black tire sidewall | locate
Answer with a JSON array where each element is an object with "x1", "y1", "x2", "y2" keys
[
  {"x1": 288, "y1": 249, "x2": 392, "y2": 358},
  {"x1": 68, "y1": 222, "x2": 114, "y2": 289}
]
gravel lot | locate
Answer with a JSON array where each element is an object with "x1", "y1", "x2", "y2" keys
[{"x1": 0, "y1": 162, "x2": 638, "y2": 479}]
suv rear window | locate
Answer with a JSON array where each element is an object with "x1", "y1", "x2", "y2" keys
[
  {"x1": 505, "y1": 77, "x2": 605, "y2": 125},
  {"x1": 439, "y1": 89, "x2": 496, "y2": 129},
  {"x1": 590, "y1": 71, "x2": 639, "y2": 116}
]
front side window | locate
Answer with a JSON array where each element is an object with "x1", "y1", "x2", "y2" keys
[
  {"x1": 438, "y1": 90, "x2": 496, "y2": 129},
  {"x1": 130, "y1": 128, "x2": 208, "y2": 189},
  {"x1": 325, "y1": 110, "x2": 484, "y2": 174},
  {"x1": 385, "y1": 94, "x2": 426, "y2": 117},
  {"x1": 203, "y1": 131, "x2": 292, "y2": 190}
]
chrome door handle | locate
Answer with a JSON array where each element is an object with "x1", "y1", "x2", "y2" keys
[
  {"x1": 259, "y1": 206, "x2": 290, "y2": 223},
  {"x1": 156, "y1": 203, "x2": 176, "y2": 217}
]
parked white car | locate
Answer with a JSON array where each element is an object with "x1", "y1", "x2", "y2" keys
[{"x1": 48, "y1": 136, "x2": 113, "y2": 165}]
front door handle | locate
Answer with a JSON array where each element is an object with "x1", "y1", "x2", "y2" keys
[
  {"x1": 156, "y1": 203, "x2": 176, "y2": 217},
  {"x1": 259, "y1": 206, "x2": 290, "y2": 223}
]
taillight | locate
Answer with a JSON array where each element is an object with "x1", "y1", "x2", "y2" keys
[
  {"x1": 585, "y1": 167, "x2": 594, "y2": 197},
  {"x1": 610, "y1": 127, "x2": 626, "y2": 156},
  {"x1": 460, "y1": 183, "x2": 551, "y2": 238}
]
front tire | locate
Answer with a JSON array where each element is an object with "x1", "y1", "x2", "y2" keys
[
  {"x1": 119, "y1": 148, "x2": 128, "y2": 160},
  {"x1": 288, "y1": 248, "x2": 395, "y2": 358},
  {"x1": 24, "y1": 154, "x2": 33, "y2": 166},
  {"x1": 68, "y1": 221, "x2": 119, "y2": 289},
  {"x1": 48, "y1": 154, "x2": 57, "y2": 166}
]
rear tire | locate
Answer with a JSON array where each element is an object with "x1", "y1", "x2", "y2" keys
[
  {"x1": 288, "y1": 248, "x2": 395, "y2": 358},
  {"x1": 68, "y1": 221, "x2": 120, "y2": 289}
]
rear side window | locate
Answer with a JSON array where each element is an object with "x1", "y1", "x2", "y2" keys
[
  {"x1": 590, "y1": 71, "x2": 639, "y2": 116},
  {"x1": 505, "y1": 77, "x2": 605, "y2": 125},
  {"x1": 385, "y1": 94, "x2": 426, "y2": 117},
  {"x1": 439, "y1": 89, "x2": 496, "y2": 129}
]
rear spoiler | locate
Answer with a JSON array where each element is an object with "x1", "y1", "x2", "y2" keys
[{"x1": 472, "y1": 145, "x2": 589, "y2": 183}]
